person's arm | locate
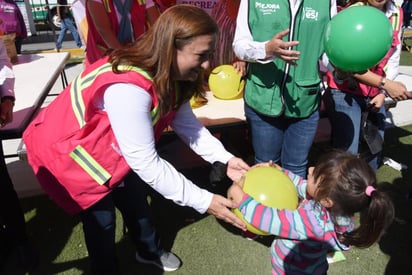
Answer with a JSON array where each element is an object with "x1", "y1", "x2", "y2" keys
[
  {"x1": 171, "y1": 102, "x2": 250, "y2": 181},
  {"x1": 87, "y1": 0, "x2": 122, "y2": 49},
  {"x1": 170, "y1": 103, "x2": 234, "y2": 164},
  {"x1": 352, "y1": 70, "x2": 411, "y2": 101},
  {"x1": 104, "y1": 83, "x2": 247, "y2": 230},
  {"x1": 57, "y1": 0, "x2": 62, "y2": 20},
  {"x1": 0, "y1": 40, "x2": 15, "y2": 127},
  {"x1": 385, "y1": 39, "x2": 401, "y2": 81},
  {"x1": 146, "y1": 6, "x2": 160, "y2": 26},
  {"x1": 385, "y1": 3, "x2": 402, "y2": 80},
  {"x1": 233, "y1": 0, "x2": 300, "y2": 64},
  {"x1": 232, "y1": 0, "x2": 268, "y2": 62},
  {"x1": 145, "y1": 0, "x2": 160, "y2": 26},
  {"x1": 236, "y1": 194, "x2": 342, "y2": 241}
]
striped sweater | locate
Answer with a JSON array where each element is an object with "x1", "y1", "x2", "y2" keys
[{"x1": 238, "y1": 169, "x2": 353, "y2": 274}]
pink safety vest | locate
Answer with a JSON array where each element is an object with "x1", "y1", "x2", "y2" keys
[
  {"x1": 85, "y1": 0, "x2": 146, "y2": 65},
  {"x1": 23, "y1": 57, "x2": 176, "y2": 215}
]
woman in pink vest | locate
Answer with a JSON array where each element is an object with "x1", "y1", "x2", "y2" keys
[{"x1": 23, "y1": 5, "x2": 249, "y2": 274}]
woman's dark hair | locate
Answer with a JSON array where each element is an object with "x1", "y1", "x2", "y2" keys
[
  {"x1": 313, "y1": 150, "x2": 394, "y2": 247},
  {"x1": 108, "y1": 4, "x2": 219, "y2": 116}
]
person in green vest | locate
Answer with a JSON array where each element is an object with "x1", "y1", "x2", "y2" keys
[
  {"x1": 233, "y1": 0, "x2": 337, "y2": 239},
  {"x1": 233, "y1": 2, "x2": 336, "y2": 178}
]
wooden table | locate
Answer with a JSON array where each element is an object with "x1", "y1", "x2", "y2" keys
[{"x1": 192, "y1": 91, "x2": 246, "y2": 131}]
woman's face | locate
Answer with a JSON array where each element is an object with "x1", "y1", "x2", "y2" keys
[
  {"x1": 367, "y1": 0, "x2": 388, "y2": 10},
  {"x1": 173, "y1": 34, "x2": 215, "y2": 81}
]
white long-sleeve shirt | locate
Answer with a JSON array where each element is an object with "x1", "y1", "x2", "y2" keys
[
  {"x1": 384, "y1": 0, "x2": 402, "y2": 81},
  {"x1": 103, "y1": 83, "x2": 234, "y2": 213},
  {"x1": 0, "y1": 39, "x2": 14, "y2": 98}
]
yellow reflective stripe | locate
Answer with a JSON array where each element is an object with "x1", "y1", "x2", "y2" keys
[
  {"x1": 70, "y1": 63, "x2": 156, "y2": 127},
  {"x1": 151, "y1": 106, "x2": 159, "y2": 125},
  {"x1": 390, "y1": 13, "x2": 401, "y2": 32},
  {"x1": 103, "y1": 0, "x2": 111, "y2": 12},
  {"x1": 70, "y1": 63, "x2": 113, "y2": 127},
  {"x1": 70, "y1": 76, "x2": 86, "y2": 127},
  {"x1": 70, "y1": 145, "x2": 111, "y2": 185}
]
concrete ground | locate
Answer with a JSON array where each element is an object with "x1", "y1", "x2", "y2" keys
[{"x1": 3, "y1": 33, "x2": 412, "y2": 198}]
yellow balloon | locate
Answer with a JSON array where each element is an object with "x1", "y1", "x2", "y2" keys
[
  {"x1": 234, "y1": 166, "x2": 299, "y2": 236},
  {"x1": 208, "y1": 65, "x2": 244, "y2": 100},
  {"x1": 190, "y1": 93, "x2": 208, "y2": 108}
]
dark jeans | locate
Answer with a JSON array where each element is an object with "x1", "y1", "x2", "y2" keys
[
  {"x1": 0, "y1": 142, "x2": 28, "y2": 247},
  {"x1": 79, "y1": 172, "x2": 162, "y2": 275}
]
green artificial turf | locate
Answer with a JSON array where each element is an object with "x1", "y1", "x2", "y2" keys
[
  {"x1": 2, "y1": 50, "x2": 412, "y2": 275},
  {"x1": 1, "y1": 124, "x2": 410, "y2": 275},
  {"x1": 401, "y1": 50, "x2": 412, "y2": 66}
]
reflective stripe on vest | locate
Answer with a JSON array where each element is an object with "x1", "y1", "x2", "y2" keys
[
  {"x1": 102, "y1": 0, "x2": 145, "y2": 12},
  {"x1": 70, "y1": 145, "x2": 112, "y2": 185},
  {"x1": 69, "y1": 63, "x2": 159, "y2": 128},
  {"x1": 68, "y1": 63, "x2": 159, "y2": 184}
]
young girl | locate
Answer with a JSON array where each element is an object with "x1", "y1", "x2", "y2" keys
[{"x1": 228, "y1": 150, "x2": 394, "y2": 274}]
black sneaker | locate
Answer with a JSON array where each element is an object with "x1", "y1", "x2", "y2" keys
[{"x1": 136, "y1": 251, "x2": 181, "y2": 272}]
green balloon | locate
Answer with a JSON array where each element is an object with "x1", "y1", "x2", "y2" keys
[{"x1": 324, "y1": 6, "x2": 393, "y2": 72}]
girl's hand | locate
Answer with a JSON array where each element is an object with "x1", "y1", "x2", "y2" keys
[
  {"x1": 369, "y1": 93, "x2": 385, "y2": 109},
  {"x1": 227, "y1": 183, "x2": 246, "y2": 206}
]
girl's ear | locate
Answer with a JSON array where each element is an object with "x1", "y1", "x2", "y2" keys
[{"x1": 320, "y1": 197, "x2": 334, "y2": 208}]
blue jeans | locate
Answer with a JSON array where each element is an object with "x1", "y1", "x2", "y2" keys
[
  {"x1": 56, "y1": 17, "x2": 82, "y2": 49},
  {"x1": 245, "y1": 104, "x2": 320, "y2": 178},
  {"x1": 79, "y1": 172, "x2": 162, "y2": 275},
  {"x1": 327, "y1": 89, "x2": 386, "y2": 170}
]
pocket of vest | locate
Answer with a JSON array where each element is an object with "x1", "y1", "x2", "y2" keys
[
  {"x1": 294, "y1": 79, "x2": 321, "y2": 95},
  {"x1": 248, "y1": 62, "x2": 278, "y2": 88}
]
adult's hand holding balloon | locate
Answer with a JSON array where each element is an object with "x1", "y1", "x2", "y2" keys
[{"x1": 324, "y1": 6, "x2": 393, "y2": 72}]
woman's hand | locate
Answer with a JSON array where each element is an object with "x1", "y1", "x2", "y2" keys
[
  {"x1": 226, "y1": 157, "x2": 250, "y2": 182},
  {"x1": 0, "y1": 97, "x2": 14, "y2": 127},
  {"x1": 207, "y1": 194, "x2": 246, "y2": 230}
]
